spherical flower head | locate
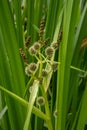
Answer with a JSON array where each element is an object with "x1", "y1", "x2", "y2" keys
[
  {"x1": 29, "y1": 63, "x2": 38, "y2": 72},
  {"x1": 25, "y1": 63, "x2": 38, "y2": 76},
  {"x1": 51, "y1": 42, "x2": 58, "y2": 49},
  {"x1": 45, "y1": 46, "x2": 54, "y2": 56},
  {"x1": 29, "y1": 46, "x2": 37, "y2": 55},
  {"x1": 33, "y1": 42, "x2": 41, "y2": 50},
  {"x1": 51, "y1": 62, "x2": 58, "y2": 72},
  {"x1": 25, "y1": 65, "x2": 32, "y2": 76},
  {"x1": 36, "y1": 96, "x2": 45, "y2": 106},
  {"x1": 39, "y1": 77, "x2": 43, "y2": 84},
  {"x1": 42, "y1": 69, "x2": 48, "y2": 77}
]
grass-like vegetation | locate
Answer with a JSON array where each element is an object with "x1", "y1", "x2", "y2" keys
[{"x1": 0, "y1": 0, "x2": 87, "y2": 130}]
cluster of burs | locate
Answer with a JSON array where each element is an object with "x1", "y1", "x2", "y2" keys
[
  {"x1": 19, "y1": 17, "x2": 62, "y2": 108},
  {"x1": 20, "y1": 17, "x2": 62, "y2": 80}
]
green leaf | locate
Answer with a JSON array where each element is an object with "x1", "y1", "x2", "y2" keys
[
  {"x1": 0, "y1": 0, "x2": 26, "y2": 129},
  {"x1": 56, "y1": 0, "x2": 80, "y2": 130},
  {"x1": 0, "y1": 106, "x2": 8, "y2": 120},
  {"x1": 0, "y1": 85, "x2": 49, "y2": 121},
  {"x1": 23, "y1": 80, "x2": 39, "y2": 130}
]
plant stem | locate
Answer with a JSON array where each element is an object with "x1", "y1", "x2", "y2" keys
[{"x1": 40, "y1": 85, "x2": 53, "y2": 130}]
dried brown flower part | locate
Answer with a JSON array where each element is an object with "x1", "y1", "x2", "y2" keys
[
  {"x1": 39, "y1": 18, "x2": 45, "y2": 38},
  {"x1": 51, "y1": 62, "x2": 58, "y2": 72},
  {"x1": 43, "y1": 38, "x2": 50, "y2": 46},
  {"x1": 81, "y1": 38, "x2": 87, "y2": 48},
  {"x1": 57, "y1": 30, "x2": 62, "y2": 44},
  {"x1": 25, "y1": 36, "x2": 31, "y2": 50},
  {"x1": 51, "y1": 42, "x2": 58, "y2": 49},
  {"x1": 19, "y1": 48, "x2": 27, "y2": 63}
]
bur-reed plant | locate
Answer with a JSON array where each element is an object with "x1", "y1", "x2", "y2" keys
[{"x1": 0, "y1": 0, "x2": 87, "y2": 130}]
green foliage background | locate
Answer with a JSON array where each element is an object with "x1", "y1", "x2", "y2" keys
[{"x1": 0, "y1": 0, "x2": 87, "y2": 130}]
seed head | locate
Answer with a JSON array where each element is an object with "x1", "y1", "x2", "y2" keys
[
  {"x1": 25, "y1": 36, "x2": 31, "y2": 50},
  {"x1": 29, "y1": 46, "x2": 37, "y2": 55},
  {"x1": 36, "y1": 96, "x2": 45, "y2": 106},
  {"x1": 29, "y1": 63, "x2": 38, "y2": 72},
  {"x1": 51, "y1": 62, "x2": 58, "y2": 72},
  {"x1": 42, "y1": 69, "x2": 48, "y2": 77},
  {"x1": 19, "y1": 48, "x2": 27, "y2": 63},
  {"x1": 25, "y1": 65, "x2": 32, "y2": 76},
  {"x1": 47, "y1": 55, "x2": 52, "y2": 60},
  {"x1": 45, "y1": 47, "x2": 54, "y2": 56},
  {"x1": 51, "y1": 42, "x2": 58, "y2": 49},
  {"x1": 33, "y1": 42, "x2": 41, "y2": 50},
  {"x1": 39, "y1": 18, "x2": 45, "y2": 38},
  {"x1": 38, "y1": 77, "x2": 43, "y2": 84},
  {"x1": 25, "y1": 63, "x2": 38, "y2": 76},
  {"x1": 57, "y1": 30, "x2": 62, "y2": 44}
]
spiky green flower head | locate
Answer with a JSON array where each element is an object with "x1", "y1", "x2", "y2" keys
[
  {"x1": 36, "y1": 96, "x2": 45, "y2": 106},
  {"x1": 25, "y1": 63, "x2": 38, "y2": 76},
  {"x1": 45, "y1": 46, "x2": 54, "y2": 58},
  {"x1": 42, "y1": 69, "x2": 48, "y2": 77},
  {"x1": 33, "y1": 42, "x2": 41, "y2": 50},
  {"x1": 29, "y1": 46, "x2": 37, "y2": 55},
  {"x1": 29, "y1": 63, "x2": 38, "y2": 72},
  {"x1": 25, "y1": 65, "x2": 32, "y2": 76},
  {"x1": 51, "y1": 62, "x2": 58, "y2": 72}
]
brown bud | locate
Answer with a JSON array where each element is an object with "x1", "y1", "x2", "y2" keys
[
  {"x1": 39, "y1": 18, "x2": 45, "y2": 38},
  {"x1": 57, "y1": 30, "x2": 62, "y2": 44},
  {"x1": 19, "y1": 48, "x2": 27, "y2": 63},
  {"x1": 25, "y1": 36, "x2": 31, "y2": 50},
  {"x1": 51, "y1": 42, "x2": 58, "y2": 49}
]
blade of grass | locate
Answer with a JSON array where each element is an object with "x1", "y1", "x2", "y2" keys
[
  {"x1": 0, "y1": 0, "x2": 25, "y2": 96},
  {"x1": 0, "y1": 106, "x2": 8, "y2": 120},
  {"x1": 43, "y1": 9, "x2": 63, "y2": 92},
  {"x1": 0, "y1": 85, "x2": 49, "y2": 121},
  {"x1": 68, "y1": 3, "x2": 87, "y2": 128},
  {"x1": 23, "y1": 80, "x2": 39, "y2": 130},
  {"x1": 71, "y1": 83, "x2": 87, "y2": 130},
  {"x1": 45, "y1": 0, "x2": 63, "y2": 41},
  {"x1": 0, "y1": 0, "x2": 26, "y2": 129},
  {"x1": 13, "y1": 0, "x2": 24, "y2": 48},
  {"x1": 27, "y1": 0, "x2": 34, "y2": 37},
  {"x1": 0, "y1": 30, "x2": 11, "y2": 130},
  {"x1": 56, "y1": 0, "x2": 79, "y2": 130}
]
